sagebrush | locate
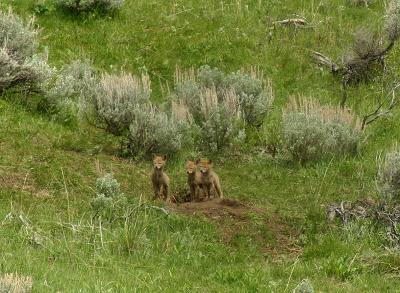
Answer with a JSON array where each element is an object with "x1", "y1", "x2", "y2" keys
[
  {"x1": 170, "y1": 65, "x2": 272, "y2": 151},
  {"x1": 0, "y1": 8, "x2": 51, "y2": 93},
  {"x1": 83, "y1": 72, "x2": 151, "y2": 136},
  {"x1": 128, "y1": 105, "x2": 185, "y2": 157},
  {"x1": 282, "y1": 97, "x2": 361, "y2": 164},
  {"x1": 172, "y1": 65, "x2": 273, "y2": 127},
  {"x1": 91, "y1": 173, "x2": 127, "y2": 220},
  {"x1": 44, "y1": 59, "x2": 96, "y2": 125}
]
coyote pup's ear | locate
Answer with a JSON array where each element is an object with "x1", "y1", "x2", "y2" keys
[
  {"x1": 162, "y1": 155, "x2": 167, "y2": 161},
  {"x1": 195, "y1": 159, "x2": 200, "y2": 165},
  {"x1": 208, "y1": 159, "x2": 212, "y2": 165}
]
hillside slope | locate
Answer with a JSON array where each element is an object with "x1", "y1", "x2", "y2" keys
[{"x1": 1, "y1": 0, "x2": 400, "y2": 292}]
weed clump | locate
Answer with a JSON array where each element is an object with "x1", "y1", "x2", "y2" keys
[
  {"x1": 55, "y1": 0, "x2": 124, "y2": 13},
  {"x1": 282, "y1": 97, "x2": 361, "y2": 164},
  {"x1": 0, "y1": 9, "x2": 51, "y2": 93}
]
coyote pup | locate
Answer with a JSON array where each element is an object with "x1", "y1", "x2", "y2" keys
[
  {"x1": 186, "y1": 160, "x2": 202, "y2": 201},
  {"x1": 196, "y1": 159, "x2": 223, "y2": 199},
  {"x1": 150, "y1": 155, "x2": 169, "y2": 200}
]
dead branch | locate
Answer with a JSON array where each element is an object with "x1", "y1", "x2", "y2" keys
[
  {"x1": 310, "y1": 51, "x2": 341, "y2": 73},
  {"x1": 361, "y1": 82, "x2": 400, "y2": 130},
  {"x1": 274, "y1": 18, "x2": 308, "y2": 27}
]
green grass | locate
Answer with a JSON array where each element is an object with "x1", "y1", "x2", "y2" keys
[{"x1": 2, "y1": 0, "x2": 400, "y2": 291}]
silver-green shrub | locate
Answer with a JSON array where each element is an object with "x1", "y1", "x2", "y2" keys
[
  {"x1": 56, "y1": 0, "x2": 124, "y2": 13},
  {"x1": 0, "y1": 9, "x2": 51, "y2": 92},
  {"x1": 198, "y1": 88, "x2": 245, "y2": 151},
  {"x1": 197, "y1": 65, "x2": 225, "y2": 89},
  {"x1": 378, "y1": 147, "x2": 400, "y2": 199},
  {"x1": 128, "y1": 106, "x2": 184, "y2": 157},
  {"x1": 45, "y1": 60, "x2": 96, "y2": 125},
  {"x1": 87, "y1": 72, "x2": 151, "y2": 136},
  {"x1": 282, "y1": 97, "x2": 361, "y2": 164},
  {"x1": 91, "y1": 173, "x2": 127, "y2": 220}
]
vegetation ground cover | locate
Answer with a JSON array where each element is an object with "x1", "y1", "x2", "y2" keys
[{"x1": 1, "y1": 0, "x2": 400, "y2": 292}]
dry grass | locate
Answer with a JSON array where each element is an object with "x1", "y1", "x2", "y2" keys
[
  {"x1": 97, "y1": 72, "x2": 151, "y2": 105},
  {"x1": 199, "y1": 86, "x2": 241, "y2": 119},
  {"x1": 284, "y1": 96, "x2": 361, "y2": 129},
  {"x1": 174, "y1": 66, "x2": 196, "y2": 86},
  {"x1": 171, "y1": 100, "x2": 192, "y2": 122},
  {"x1": 0, "y1": 273, "x2": 32, "y2": 293}
]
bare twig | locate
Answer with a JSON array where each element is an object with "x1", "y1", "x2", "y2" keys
[{"x1": 361, "y1": 82, "x2": 400, "y2": 129}]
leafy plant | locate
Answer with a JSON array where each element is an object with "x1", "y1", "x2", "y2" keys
[{"x1": 173, "y1": 65, "x2": 273, "y2": 128}]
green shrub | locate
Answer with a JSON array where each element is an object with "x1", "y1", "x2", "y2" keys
[
  {"x1": 282, "y1": 97, "x2": 361, "y2": 164},
  {"x1": 55, "y1": 0, "x2": 124, "y2": 13},
  {"x1": 378, "y1": 146, "x2": 400, "y2": 199},
  {"x1": 91, "y1": 173, "x2": 127, "y2": 220},
  {"x1": 0, "y1": 9, "x2": 51, "y2": 93}
]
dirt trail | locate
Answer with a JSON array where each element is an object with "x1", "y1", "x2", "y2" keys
[{"x1": 168, "y1": 198, "x2": 301, "y2": 256}]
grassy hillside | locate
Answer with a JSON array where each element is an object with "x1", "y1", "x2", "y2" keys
[{"x1": 1, "y1": 0, "x2": 400, "y2": 292}]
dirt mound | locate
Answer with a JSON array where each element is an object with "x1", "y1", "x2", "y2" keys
[{"x1": 168, "y1": 198, "x2": 300, "y2": 256}]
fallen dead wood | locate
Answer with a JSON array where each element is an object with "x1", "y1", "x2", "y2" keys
[
  {"x1": 311, "y1": 50, "x2": 341, "y2": 73},
  {"x1": 274, "y1": 18, "x2": 308, "y2": 27},
  {"x1": 327, "y1": 198, "x2": 400, "y2": 246}
]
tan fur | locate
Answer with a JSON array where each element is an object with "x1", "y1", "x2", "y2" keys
[
  {"x1": 150, "y1": 155, "x2": 169, "y2": 200},
  {"x1": 186, "y1": 160, "x2": 202, "y2": 201},
  {"x1": 196, "y1": 159, "x2": 223, "y2": 199}
]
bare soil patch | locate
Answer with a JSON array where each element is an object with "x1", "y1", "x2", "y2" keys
[{"x1": 168, "y1": 198, "x2": 301, "y2": 256}]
